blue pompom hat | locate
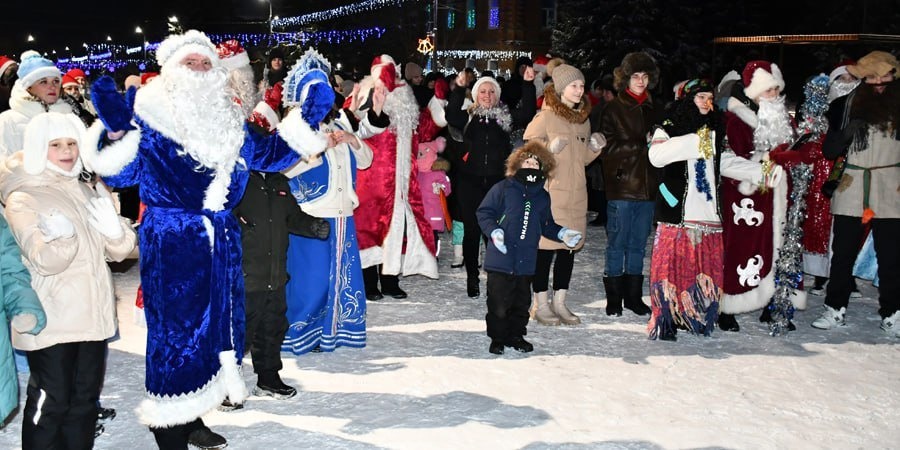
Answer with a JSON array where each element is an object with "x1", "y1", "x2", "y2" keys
[
  {"x1": 283, "y1": 47, "x2": 335, "y2": 129},
  {"x1": 17, "y1": 50, "x2": 60, "y2": 89}
]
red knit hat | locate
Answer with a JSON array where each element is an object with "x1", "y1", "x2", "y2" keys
[
  {"x1": 0, "y1": 56, "x2": 17, "y2": 77},
  {"x1": 65, "y1": 68, "x2": 86, "y2": 81},
  {"x1": 61, "y1": 74, "x2": 79, "y2": 88}
]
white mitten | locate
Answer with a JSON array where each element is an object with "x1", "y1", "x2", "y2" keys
[
  {"x1": 432, "y1": 182, "x2": 444, "y2": 195},
  {"x1": 558, "y1": 227, "x2": 583, "y2": 248},
  {"x1": 11, "y1": 314, "x2": 38, "y2": 333},
  {"x1": 490, "y1": 229, "x2": 507, "y2": 254},
  {"x1": 86, "y1": 195, "x2": 124, "y2": 240},
  {"x1": 588, "y1": 132, "x2": 607, "y2": 152},
  {"x1": 38, "y1": 209, "x2": 75, "y2": 242},
  {"x1": 549, "y1": 137, "x2": 568, "y2": 154}
]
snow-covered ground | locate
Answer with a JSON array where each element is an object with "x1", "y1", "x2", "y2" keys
[{"x1": 1, "y1": 223, "x2": 896, "y2": 449}]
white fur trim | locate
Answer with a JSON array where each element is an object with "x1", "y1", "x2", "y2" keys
[
  {"x1": 80, "y1": 120, "x2": 141, "y2": 176},
  {"x1": 252, "y1": 101, "x2": 280, "y2": 131},
  {"x1": 156, "y1": 30, "x2": 218, "y2": 71},
  {"x1": 717, "y1": 70, "x2": 741, "y2": 93},
  {"x1": 428, "y1": 96, "x2": 448, "y2": 128},
  {"x1": 276, "y1": 108, "x2": 329, "y2": 159},
  {"x1": 137, "y1": 350, "x2": 247, "y2": 427},
  {"x1": 743, "y1": 64, "x2": 785, "y2": 101},
  {"x1": 359, "y1": 246, "x2": 384, "y2": 269},
  {"x1": 737, "y1": 179, "x2": 759, "y2": 196},
  {"x1": 220, "y1": 51, "x2": 250, "y2": 71},
  {"x1": 133, "y1": 78, "x2": 178, "y2": 141},
  {"x1": 727, "y1": 97, "x2": 759, "y2": 129},
  {"x1": 202, "y1": 164, "x2": 235, "y2": 213}
]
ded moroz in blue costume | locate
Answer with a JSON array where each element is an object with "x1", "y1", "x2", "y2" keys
[{"x1": 79, "y1": 30, "x2": 330, "y2": 438}]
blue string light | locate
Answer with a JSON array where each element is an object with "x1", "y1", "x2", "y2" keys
[{"x1": 273, "y1": 0, "x2": 415, "y2": 29}]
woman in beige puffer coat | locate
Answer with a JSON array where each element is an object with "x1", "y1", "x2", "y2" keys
[
  {"x1": 0, "y1": 112, "x2": 136, "y2": 449},
  {"x1": 524, "y1": 65, "x2": 606, "y2": 325}
]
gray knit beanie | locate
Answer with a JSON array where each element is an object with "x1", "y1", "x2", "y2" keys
[{"x1": 552, "y1": 64, "x2": 584, "y2": 94}]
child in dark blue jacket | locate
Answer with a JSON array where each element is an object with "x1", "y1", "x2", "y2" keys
[{"x1": 476, "y1": 142, "x2": 583, "y2": 354}]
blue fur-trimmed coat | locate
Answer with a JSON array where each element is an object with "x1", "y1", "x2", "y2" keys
[{"x1": 81, "y1": 81, "x2": 327, "y2": 427}]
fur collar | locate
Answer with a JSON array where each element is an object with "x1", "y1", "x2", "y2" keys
[
  {"x1": 133, "y1": 77, "x2": 180, "y2": 141},
  {"x1": 728, "y1": 96, "x2": 759, "y2": 129},
  {"x1": 542, "y1": 84, "x2": 591, "y2": 124},
  {"x1": 8, "y1": 82, "x2": 73, "y2": 119}
]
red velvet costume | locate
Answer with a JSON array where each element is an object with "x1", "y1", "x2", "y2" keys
[{"x1": 353, "y1": 57, "x2": 437, "y2": 278}]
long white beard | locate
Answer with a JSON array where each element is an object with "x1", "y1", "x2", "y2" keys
[
  {"x1": 164, "y1": 66, "x2": 245, "y2": 171},
  {"x1": 753, "y1": 95, "x2": 794, "y2": 152},
  {"x1": 827, "y1": 79, "x2": 860, "y2": 103},
  {"x1": 227, "y1": 66, "x2": 260, "y2": 119}
]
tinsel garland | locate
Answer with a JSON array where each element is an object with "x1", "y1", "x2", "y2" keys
[
  {"x1": 768, "y1": 163, "x2": 813, "y2": 336},
  {"x1": 796, "y1": 74, "x2": 830, "y2": 141},
  {"x1": 694, "y1": 126, "x2": 713, "y2": 201}
]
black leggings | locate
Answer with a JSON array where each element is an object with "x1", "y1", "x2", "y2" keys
[{"x1": 532, "y1": 249, "x2": 575, "y2": 293}]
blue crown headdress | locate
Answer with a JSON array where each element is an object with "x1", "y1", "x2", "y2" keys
[{"x1": 283, "y1": 47, "x2": 334, "y2": 129}]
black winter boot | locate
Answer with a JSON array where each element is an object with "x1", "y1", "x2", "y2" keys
[
  {"x1": 624, "y1": 274, "x2": 651, "y2": 316},
  {"x1": 379, "y1": 273, "x2": 407, "y2": 299},
  {"x1": 151, "y1": 424, "x2": 189, "y2": 450},
  {"x1": 363, "y1": 266, "x2": 382, "y2": 301},
  {"x1": 603, "y1": 276, "x2": 624, "y2": 316},
  {"x1": 718, "y1": 313, "x2": 740, "y2": 332},
  {"x1": 255, "y1": 370, "x2": 297, "y2": 399}
]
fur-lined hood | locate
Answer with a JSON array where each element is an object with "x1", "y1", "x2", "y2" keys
[
  {"x1": 505, "y1": 141, "x2": 556, "y2": 177},
  {"x1": 541, "y1": 84, "x2": 591, "y2": 124}
]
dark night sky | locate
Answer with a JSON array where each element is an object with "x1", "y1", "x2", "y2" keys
[{"x1": 0, "y1": 0, "x2": 274, "y2": 56}]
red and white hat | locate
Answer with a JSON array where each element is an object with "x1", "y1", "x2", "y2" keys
[
  {"x1": 216, "y1": 39, "x2": 250, "y2": 71},
  {"x1": 61, "y1": 74, "x2": 79, "y2": 88},
  {"x1": 742, "y1": 60, "x2": 785, "y2": 100},
  {"x1": 371, "y1": 54, "x2": 399, "y2": 92},
  {"x1": 0, "y1": 56, "x2": 16, "y2": 77},
  {"x1": 533, "y1": 54, "x2": 550, "y2": 74}
]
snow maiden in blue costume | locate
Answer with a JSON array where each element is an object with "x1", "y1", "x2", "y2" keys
[
  {"x1": 280, "y1": 49, "x2": 373, "y2": 354},
  {"x1": 80, "y1": 30, "x2": 330, "y2": 448}
]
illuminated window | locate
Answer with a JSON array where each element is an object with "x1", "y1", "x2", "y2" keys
[
  {"x1": 447, "y1": 10, "x2": 456, "y2": 29},
  {"x1": 466, "y1": 0, "x2": 476, "y2": 29},
  {"x1": 488, "y1": 0, "x2": 500, "y2": 29}
]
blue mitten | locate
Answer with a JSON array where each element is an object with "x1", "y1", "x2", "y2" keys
[
  {"x1": 91, "y1": 76, "x2": 136, "y2": 132},
  {"x1": 490, "y1": 229, "x2": 507, "y2": 254},
  {"x1": 558, "y1": 227, "x2": 582, "y2": 248}
]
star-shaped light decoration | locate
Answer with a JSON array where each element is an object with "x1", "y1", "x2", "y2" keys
[{"x1": 417, "y1": 36, "x2": 434, "y2": 55}]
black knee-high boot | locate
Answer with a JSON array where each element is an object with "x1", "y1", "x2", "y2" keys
[
  {"x1": 380, "y1": 273, "x2": 407, "y2": 299},
  {"x1": 363, "y1": 266, "x2": 382, "y2": 301}
]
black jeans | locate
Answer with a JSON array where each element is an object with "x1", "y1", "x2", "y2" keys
[
  {"x1": 532, "y1": 249, "x2": 575, "y2": 293},
  {"x1": 23, "y1": 340, "x2": 106, "y2": 450},
  {"x1": 826, "y1": 215, "x2": 900, "y2": 317},
  {"x1": 485, "y1": 272, "x2": 532, "y2": 341},
  {"x1": 456, "y1": 174, "x2": 503, "y2": 279},
  {"x1": 245, "y1": 290, "x2": 288, "y2": 374}
]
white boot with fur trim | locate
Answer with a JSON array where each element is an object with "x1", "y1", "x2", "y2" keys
[
  {"x1": 533, "y1": 291, "x2": 561, "y2": 326},
  {"x1": 551, "y1": 289, "x2": 581, "y2": 325}
]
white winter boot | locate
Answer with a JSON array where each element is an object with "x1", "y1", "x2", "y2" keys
[
  {"x1": 811, "y1": 305, "x2": 846, "y2": 330},
  {"x1": 551, "y1": 289, "x2": 581, "y2": 325},
  {"x1": 451, "y1": 244, "x2": 463, "y2": 268},
  {"x1": 880, "y1": 311, "x2": 900, "y2": 338},
  {"x1": 532, "y1": 291, "x2": 561, "y2": 326}
]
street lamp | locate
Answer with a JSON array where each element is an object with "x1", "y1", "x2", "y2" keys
[
  {"x1": 259, "y1": 0, "x2": 273, "y2": 37},
  {"x1": 135, "y1": 26, "x2": 146, "y2": 61},
  {"x1": 27, "y1": 34, "x2": 34, "y2": 42}
]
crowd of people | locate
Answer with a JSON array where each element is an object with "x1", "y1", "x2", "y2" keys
[{"x1": 0, "y1": 28, "x2": 896, "y2": 449}]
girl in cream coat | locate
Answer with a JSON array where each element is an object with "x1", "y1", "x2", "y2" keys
[
  {"x1": 0, "y1": 112, "x2": 136, "y2": 449},
  {"x1": 524, "y1": 65, "x2": 605, "y2": 325}
]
